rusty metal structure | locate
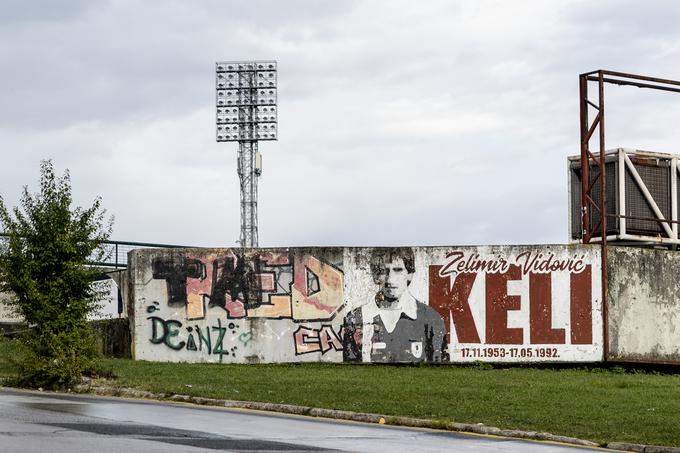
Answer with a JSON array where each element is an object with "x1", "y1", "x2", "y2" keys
[{"x1": 578, "y1": 70, "x2": 680, "y2": 359}]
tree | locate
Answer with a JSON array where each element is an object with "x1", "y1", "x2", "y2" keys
[{"x1": 0, "y1": 160, "x2": 113, "y2": 388}]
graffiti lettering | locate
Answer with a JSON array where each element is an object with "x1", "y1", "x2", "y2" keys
[
  {"x1": 152, "y1": 257, "x2": 205, "y2": 307},
  {"x1": 210, "y1": 255, "x2": 260, "y2": 310},
  {"x1": 147, "y1": 314, "x2": 244, "y2": 362},
  {"x1": 148, "y1": 316, "x2": 186, "y2": 350},
  {"x1": 186, "y1": 328, "x2": 197, "y2": 351},
  {"x1": 212, "y1": 318, "x2": 227, "y2": 359},
  {"x1": 294, "y1": 325, "x2": 343, "y2": 355},
  {"x1": 196, "y1": 324, "x2": 212, "y2": 352},
  {"x1": 152, "y1": 252, "x2": 344, "y2": 322}
]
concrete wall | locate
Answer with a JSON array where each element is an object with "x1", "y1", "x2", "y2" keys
[
  {"x1": 0, "y1": 292, "x2": 19, "y2": 323},
  {"x1": 91, "y1": 318, "x2": 131, "y2": 358},
  {"x1": 608, "y1": 247, "x2": 680, "y2": 363},
  {"x1": 0, "y1": 292, "x2": 22, "y2": 337},
  {"x1": 129, "y1": 245, "x2": 603, "y2": 363},
  {"x1": 1, "y1": 272, "x2": 127, "y2": 323},
  {"x1": 89, "y1": 278, "x2": 122, "y2": 320},
  {"x1": 1, "y1": 274, "x2": 129, "y2": 354}
]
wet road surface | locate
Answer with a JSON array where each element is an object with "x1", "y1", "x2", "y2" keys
[{"x1": 0, "y1": 387, "x2": 612, "y2": 452}]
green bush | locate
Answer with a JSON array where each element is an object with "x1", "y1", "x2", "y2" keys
[
  {"x1": 0, "y1": 160, "x2": 112, "y2": 389},
  {"x1": 16, "y1": 325, "x2": 99, "y2": 388}
]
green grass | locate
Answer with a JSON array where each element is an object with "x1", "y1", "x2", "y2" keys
[
  {"x1": 0, "y1": 336, "x2": 26, "y2": 379},
  {"x1": 2, "y1": 337, "x2": 679, "y2": 447},
  {"x1": 97, "y1": 358, "x2": 680, "y2": 447}
]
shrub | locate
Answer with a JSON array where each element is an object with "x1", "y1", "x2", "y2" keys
[{"x1": 0, "y1": 160, "x2": 112, "y2": 388}]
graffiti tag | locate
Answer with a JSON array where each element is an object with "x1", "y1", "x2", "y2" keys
[{"x1": 293, "y1": 325, "x2": 343, "y2": 355}]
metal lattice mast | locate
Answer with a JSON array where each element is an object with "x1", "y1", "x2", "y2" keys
[
  {"x1": 216, "y1": 61, "x2": 277, "y2": 248},
  {"x1": 237, "y1": 140, "x2": 259, "y2": 247}
]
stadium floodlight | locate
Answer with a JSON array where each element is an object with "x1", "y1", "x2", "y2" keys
[{"x1": 216, "y1": 60, "x2": 278, "y2": 248}]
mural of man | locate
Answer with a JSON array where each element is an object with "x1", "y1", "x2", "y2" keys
[{"x1": 343, "y1": 248, "x2": 447, "y2": 362}]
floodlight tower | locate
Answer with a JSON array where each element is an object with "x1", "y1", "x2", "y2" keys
[{"x1": 215, "y1": 60, "x2": 277, "y2": 248}]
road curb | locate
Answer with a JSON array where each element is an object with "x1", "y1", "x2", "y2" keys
[
  {"x1": 606, "y1": 443, "x2": 680, "y2": 453},
  {"x1": 78, "y1": 385, "x2": 679, "y2": 452}
]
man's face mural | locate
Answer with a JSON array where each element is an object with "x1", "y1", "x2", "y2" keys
[{"x1": 374, "y1": 257, "x2": 412, "y2": 302}]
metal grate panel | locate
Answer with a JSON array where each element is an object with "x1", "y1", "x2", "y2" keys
[{"x1": 625, "y1": 161, "x2": 671, "y2": 235}]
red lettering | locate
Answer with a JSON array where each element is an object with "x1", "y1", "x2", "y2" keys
[
  {"x1": 486, "y1": 265, "x2": 523, "y2": 344},
  {"x1": 429, "y1": 266, "x2": 480, "y2": 343},
  {"x1": 430, "y1": 260, "x2": 594, "y2": 348},
  {"x1": 570, "y1": 265, "x2": 592, "y2": 344},
  {"x1": 529, "y1": 273, "x2": 565, "y2": 344}
]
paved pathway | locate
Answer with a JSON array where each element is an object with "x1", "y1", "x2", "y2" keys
[{"x1": 0, "y1": 387, "x2": 612, "y2": 452}]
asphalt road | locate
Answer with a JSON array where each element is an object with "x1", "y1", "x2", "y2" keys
[{"x1": 0, "y1": 387, "x2": 611, "y2": 452}]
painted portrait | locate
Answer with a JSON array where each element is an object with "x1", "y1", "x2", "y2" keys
[{"x1": 342, "y1": 248, "x2": 447, "y2": 362}]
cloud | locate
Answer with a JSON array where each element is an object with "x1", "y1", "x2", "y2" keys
[{"x1": 2, "y1": 0, "x2": 680, "y2": 248}]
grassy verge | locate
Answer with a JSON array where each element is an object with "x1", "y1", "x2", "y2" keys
[
  {"x1": 98, "y1": 358, "x2": 680, "y2": 447},
  {"x1": 2, "y1": 338, "x2": 679, "y2": 447},
  {"x1": 0, "y1": 336, "x2": 25, "y2": 380}
]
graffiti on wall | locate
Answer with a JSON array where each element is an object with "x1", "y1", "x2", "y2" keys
[
  {"x1": 146, "y1": 250, "x2": 344, "y2": 360},
  {"x1": 151, "y1": 251, "x2": 344, "y2": 321},
  {"x1": 147, "y1": 316, "x2": 245, "y2": 359},
  {"x1": 134, "y1": 246, "x2": 601, "y2": 363},
  {"x1": 429, "y1": 249, "x2": 600, "y2": 362},
  {"x1": 293, "y1": 325, "x2": 343, "y2": 355}
]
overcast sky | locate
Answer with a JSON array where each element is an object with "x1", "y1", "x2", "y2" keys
[{"x1": 2, "y1": 0, "x2": 680, "y2": 248}]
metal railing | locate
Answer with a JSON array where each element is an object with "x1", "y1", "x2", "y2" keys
[{"x1": 0, "y1": 233, "x2": 192, "y2": 269}]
